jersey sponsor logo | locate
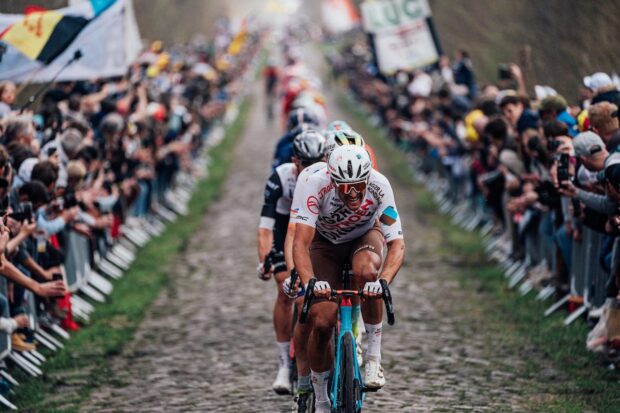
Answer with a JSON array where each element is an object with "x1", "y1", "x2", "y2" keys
[
  {"x1": 318, "y1": 182, "x2": 335, "y2": 199},
  {"x1": 318, "y1": 198, "x2": 375, "y2": 241},
  {"x1": 367, "y1": 182, "x2": 384, "y2": 200},
  {"x1": 307, "y1": 196, "x2": 320, "y2": 214},
  {"x1": 379, "y1": 205, "x2": 398, "y2": 226},
  {"x1": 296, "y1": 216, "x2": 309, "y2": 222}
]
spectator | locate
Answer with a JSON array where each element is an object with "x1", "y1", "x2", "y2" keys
[
  {"x1": 453, "y1": 49, "x2": 477, "y2": 100},
  {"x1": 0, "y1": 82, "x2": 16, "y2": 119},
  {"x1": 584, "y1": 72, "x2": 620, "y2": 107},
  {"x1": 539, "y1": 95, "x2": 577, "y2": 137},
  {"x1": 588, "y1": 102, "x2": 620, "y2": 152},
  {"x1": 499, "y1": 94, "x2": 539, "y2": 135}
]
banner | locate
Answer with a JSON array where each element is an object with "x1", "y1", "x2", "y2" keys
[
  {"x1": 361, "y1": 0, "x2": 440, "y2": 75},
  {"x1": 0, "y1": 0, "x2": 141, "y2": 82},
  {"x1": 321, "y1": 0, "x2": 360, "y2": 34}
]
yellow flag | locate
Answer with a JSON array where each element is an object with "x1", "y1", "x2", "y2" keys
[{"x1": 1, "y1": 11, "x2": 64, "y2": 60}]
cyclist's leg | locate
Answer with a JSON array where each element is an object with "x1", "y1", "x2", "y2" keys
[
  {"x1": 351, "y1": 225, "x2": 386, "y2": 388},
  {"x1": 351, "y1": 225, "x2": 384, "y2": 326},
  {"x1": 273, "y1": 216, "x2": 292, "y2": 342},
  {"x1": 307, "y1": 301, "x2": 338, "y2": 371},
  {"x1": 273, "y1": 270, "x2": 293, "y2": 342},
  {"x1": 294, "y1": 297, "x2": 311, "y2": 376},
  {"x1": 308, "y1": 301, "x2": 338, "y2": 411},
  {"x1": 307, "y1": 235, "x2": 347, "y2": 408},
  {"x1": 272, "y1": 217, "x2": 293, "y2": 393}
]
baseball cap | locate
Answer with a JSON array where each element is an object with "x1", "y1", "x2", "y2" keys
[
  {"x1": 573, "y1": 131, "x2": 605, "y2": 158},
  {"x1": 539, "y1": 95, "x2": 567, "y2": 113},
  {"x1": 583, "y1": 72, "x2": 613, "y2": 91}
]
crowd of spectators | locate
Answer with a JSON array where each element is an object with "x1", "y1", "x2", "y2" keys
[
  {"x1": 0, "y1": 20, "x2": 259, "y2": 395},
  {"x1": 328, "y1": 32, "x2": 620, "y2": 356}
]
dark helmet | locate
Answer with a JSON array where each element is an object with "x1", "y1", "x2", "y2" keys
[
  {"x1": 287, "y1": 108, "x2": 319, "y2": 131},
  {"x1": 292, "y1": 129, "x2": 326, "y2": 164}
]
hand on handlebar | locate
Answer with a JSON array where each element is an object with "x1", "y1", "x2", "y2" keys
[
  {"x1": 256, "y1": 262, "x2": 271, "y2": 281},
  {"x1": 313, "y1": 280, "x2": 331, "y2": 298},
  {"x1": 282, "y1": 275, "x2": 300, "y2": 298},
  {"x1": 363, "y1": 280, "x2": 383, "y2": 297}
]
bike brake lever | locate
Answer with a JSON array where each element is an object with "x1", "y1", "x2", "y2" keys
[
  {"x1": 379, "y1": 279, "x2": 395, "y2": 326},
  {"x1": 299, "y1": 278, "x2": 316, "y2": 324}
]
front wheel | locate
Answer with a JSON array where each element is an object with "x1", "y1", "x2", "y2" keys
[{"x1": 338, "y1": 333, "x2": 359, "y2": 413}]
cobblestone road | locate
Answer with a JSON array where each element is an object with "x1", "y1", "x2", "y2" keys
[{"x1": 83, "y1": 62, "x2": 553, "y2": 412}]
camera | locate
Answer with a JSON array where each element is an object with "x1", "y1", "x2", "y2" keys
[
  {"x1": 63, "y1": 192, "x2": 79, "y2": 209},
  {"x1": 557, "y1": 153, "x2": 570, "y2": 183},
  {"x1": 10, "y1": 202, "x2": 33, "y2": 222},
  {"x1": 547, "y1": 138, "x2": 560, "y2": 152}
]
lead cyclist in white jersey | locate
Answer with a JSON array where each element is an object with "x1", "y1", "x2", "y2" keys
[{"x1": 286, "y1": 145, "x2": 405, "y2": 412}]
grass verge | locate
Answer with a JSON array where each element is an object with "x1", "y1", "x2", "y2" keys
[
  {"x1": 8, "y1": 98, "x2": 251, "y2": 413},
  {"x1": 336, "y1": 91, "x2": 620, "y2": 412}
]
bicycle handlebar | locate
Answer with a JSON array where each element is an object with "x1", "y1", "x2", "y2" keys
[{"x1": 299, "y1": 278, "x2": 395, "y2": 326}]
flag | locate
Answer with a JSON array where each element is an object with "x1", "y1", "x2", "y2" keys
[
  {"x1": 0, "y1": 0, "x2": 141, "y2": 82},
  {"x1": 0, "y1": 0, "x2": 115, "y2": 64}
]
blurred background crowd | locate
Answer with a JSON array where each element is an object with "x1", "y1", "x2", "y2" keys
[
  {"x1": 327, "y1": 32, "x2": 620, "y2": 356},
  {"x1": 0, "y1": 12, "x2": 259, "y2": 398}
]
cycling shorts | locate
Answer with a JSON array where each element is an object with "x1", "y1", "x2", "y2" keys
[{"x1": 309, "y1": 220, "x2": 384, "y2": 289}]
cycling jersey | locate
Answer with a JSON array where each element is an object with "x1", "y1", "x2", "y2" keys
[
  {"x1": 260, "y1": 163, "x2": 298, "y2": 230},
  {"x1": 290, "y1": 166, "x2": 403, "y2": 244},
  {"x1": 260, "y1": 162, "x2": 326, "y2": 229}
]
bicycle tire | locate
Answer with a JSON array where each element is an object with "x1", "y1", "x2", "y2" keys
[
  {"x1": 339, "y1": 332, "x2": 357, "y2": 413},
  {"x1": 290, "y1": 305, "x2": 299, "y2": 393}
]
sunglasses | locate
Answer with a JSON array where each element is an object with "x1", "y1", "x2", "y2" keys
[{"x1": 335, "y1": 180, "x2": 367, "y2": 195}]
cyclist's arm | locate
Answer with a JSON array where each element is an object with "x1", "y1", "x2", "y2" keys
[
  {"x1": 380, "y1": 238, "x2": 405, "y2": 284},
  {"x1": 375, "y1": 175, "x2": 405, "y2": 283},
  {"x1": 257, "y1": 171, "x2": 283, "y2": 262},
  {"x1": 292, "y1": 223, "x2": 315, "y2": 286},
  {"x1": 284, "y1": 222, "x2": 296, "y2": 270},
  {"x1": 289, "y1": 172, "x2": 321, "y2": 284}
]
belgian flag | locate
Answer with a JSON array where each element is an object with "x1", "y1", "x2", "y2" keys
[{"x1": 0, "y1": 0, "x2": 115, "y2": 65}]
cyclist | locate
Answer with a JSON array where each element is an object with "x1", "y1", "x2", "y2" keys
[
  {"x1": 257, "y1": 129, "x2": 326, "y2": 394},
  {"x1": 283, "y1": 127, "x2": 372, "y2": 410},
  {"x1": 287, "y1": 145, "x2": 405, "y2": 412},
  {"x1": 263, "y1": 58, "x2": 279, "y2": 120},
  {"x1": 272, "y1": 108, "x2": 320, "y2": 171},
  {"x1": 325, "y1": 122, "x2": 378, "y2": 170}
]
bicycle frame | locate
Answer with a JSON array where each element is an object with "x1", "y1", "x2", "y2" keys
[{"x1": 299, "y1": 275, "x2": 394, "y2": 412}]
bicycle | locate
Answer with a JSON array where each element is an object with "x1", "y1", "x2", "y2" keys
[{"x1": 296, "y1": 265, "x2": 395, "y2": 413}]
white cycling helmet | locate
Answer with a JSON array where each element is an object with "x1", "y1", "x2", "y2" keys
[
  {"x1": 325, "y1": 130, "x2": 365, "y2": 157},
  {"x1": 293, "y1": 129, "x2": 326, "y2": 163},
  {"x1": 328, "y1": 145, "x2": 372, "y2": 184}
]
